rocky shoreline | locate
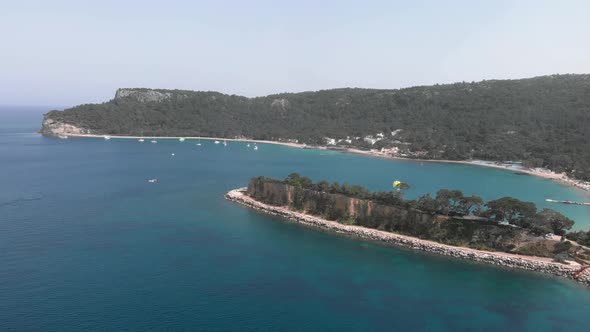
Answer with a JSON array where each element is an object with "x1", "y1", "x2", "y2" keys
[{"x1": 225, "y1": 188, "x2": 590, "y2": 287}]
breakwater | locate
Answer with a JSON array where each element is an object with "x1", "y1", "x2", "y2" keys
[{"x1": 226, "y1": 188, "x2": 590, "y2": 287}]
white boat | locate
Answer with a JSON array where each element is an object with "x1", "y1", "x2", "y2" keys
[
  {"x1": 214, "y1": 140, "x2": 220, "y2": 144},
  {"x1": 104, "y1": 136, "x2": 111, "y2": 140},
  {"x1": 223, "y1": 140, "x2": 227, "y2": 146},
  {"x1": 253, "y1": 145, "x2": 258, "y2": 150},
  {"x1": 138, "y1": 139, "x2": 145, "y2": 142},
  {"x1": 247, "y1": 144, "x2": 250, "y2": 148},
  {"x1": 148, "y1": 178, "x2": 158, "y2": 183},
  {"x1": 179, "y1": 138, "x2": 185, "y2": 142},
  {"x1": 196, "y1": 143, "x2": 202, "y2": 146},
  {"x1": 151, "y1": 140, "x2": 158, "y2": 144},
  {"x1": 58, "y1": 135, "x2": 68, "y2": 139},
  {"x1": 171, "y1": 153, "x2": 175, "y2": 156}
]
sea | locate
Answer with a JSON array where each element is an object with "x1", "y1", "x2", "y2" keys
[{"x1": 1, "y1": 106, "x2": 590, "y2": 331}]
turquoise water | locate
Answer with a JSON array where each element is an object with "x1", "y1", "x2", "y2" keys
[{"x1": 1, "y1": 107, "x2": 590, "y2": 331}]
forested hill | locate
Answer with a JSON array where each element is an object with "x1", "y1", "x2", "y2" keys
[{"x1": 41, "y1": 74, "x2": 590, "y2": 180}]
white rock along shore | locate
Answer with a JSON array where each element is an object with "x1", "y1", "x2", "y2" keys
[{"x1": 225, "y1": 188, "x2": 590, "y2": 287}]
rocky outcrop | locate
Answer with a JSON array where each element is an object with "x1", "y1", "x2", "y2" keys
[
  {"x1": 226, "y1": 188, "x2": 590, "y2": 287},
  {"x1": 114, "y1": 88, "x2": 191, "y2": 103},
  {"x1": 271, "y1": 98, "x2": 289, "y2": 109},
  {"x1": 114, "y1": 88, "x2": 173, "y2": 103},
  {"x1": 40, "y1": 115, "x2": 91, "y2": 136}
]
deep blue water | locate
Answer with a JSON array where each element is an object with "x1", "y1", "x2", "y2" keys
[{"x1": 1, "y1": 106, "x2": 590, "y2": 331}]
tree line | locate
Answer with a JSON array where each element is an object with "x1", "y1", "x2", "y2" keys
[{"x1": 280, "y1": 173, "x2": 577, "y2": 236}]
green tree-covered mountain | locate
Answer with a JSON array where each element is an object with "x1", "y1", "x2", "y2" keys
[{"x1": 41, "y1": 74, "x2": 590, "y2": 180}]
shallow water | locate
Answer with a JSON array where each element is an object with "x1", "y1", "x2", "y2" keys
[{"x1": 1, "y1": 107, "x2": 590, "y2": 331}]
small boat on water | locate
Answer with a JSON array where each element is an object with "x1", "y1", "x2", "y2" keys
[
  {"x1": 104, "y1": 136, "x2": 111, "y2": 140},
  {"x1": 151, "y1": 140, "x2": 158, "y2": 144},
  {"x1": 223, "y1": 140, "x2": 227, "y2": 146},
  {"x1": 171, "y1": 153, "x2": 175, "y2": 156},
  {"x1": 148, "y1": 178, "x2": 158, "y2": 183},
  {"x1": 138, "y1": 138, "x2": 145, "y2": 142},
  {"x1": 247, "y1": 144, "x2": 250, "y2": 148},
  {"x1": 58, "y1": 135, "x2": 68, "y2": 139},
  {"x1": 196, "y1": 143, "x2": 202, "y2": 146},
  {"x1": 253, "y1": 145, "x2": 258, "y2": 151},
  {"x1": 214, "y1": 140, "x2": 220, "y2": 144},
  {"x1": 179, "y1": 138, "x2": 185, "y2": 142}
]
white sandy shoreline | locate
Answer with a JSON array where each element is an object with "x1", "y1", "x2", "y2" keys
[
  {"x1": 335, "y1": 149, "x2": 589, "y2": 194},
  {"x1": 225, "y1": 188, "x2": 590, "y2": 287},
  {"x1": 345, "y1": 148, "x2": 569, "y2": 180},
  {"x1": 57, "y1": 133, "x2": 589, "y2": 194},
  {"x1": 60, "y1": 133, "x2": 306, "y2": 148}
]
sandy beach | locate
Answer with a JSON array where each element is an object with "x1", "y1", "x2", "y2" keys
[
  {"x1": 344, "y1": 148, "x2": 590, "y2": 193},
  {"x1": 225, "y1": 188, "x2": 590, "y2": 286},
  {"x1": 345, "y1": 148, "x2": 561, "y2": 178},
  {"x1": 62, "y1": 133, "x2": 306, "y2": 148}
]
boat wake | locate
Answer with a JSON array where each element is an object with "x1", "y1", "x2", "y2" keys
[{"x1": 0, "y1": 192, "x2": 44, "y2": 207}]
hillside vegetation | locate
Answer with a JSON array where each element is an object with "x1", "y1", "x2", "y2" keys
[{"x1": 42, "y1": 74, "x2": 590, "y2": 180}]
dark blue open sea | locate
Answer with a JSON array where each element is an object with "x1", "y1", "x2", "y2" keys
[{"x1": 1, "y1": 106, "x2": 590, "y2": 331}]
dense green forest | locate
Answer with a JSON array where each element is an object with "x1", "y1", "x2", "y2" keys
[{"x1": 43, "y1": 74, "x2": 590, "y2": 180}]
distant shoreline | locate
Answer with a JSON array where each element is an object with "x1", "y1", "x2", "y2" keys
[
  {"x1": 343, "y1": 148, "x2": 589, "y2": 193},
  {"x1": 344, "y1": 149, "x2": 560, "y2": 179},
  {"x1": 55, "y1": 133, "x2": 589, "y2": 194},
  {"x1": 225, "y1": 188, "x2": 590, "y2": 287},
  {"x1": 56, "y1": 133, "x2": 306, "y2": 148}
]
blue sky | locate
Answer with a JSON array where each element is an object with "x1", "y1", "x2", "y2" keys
[{"x1": 1, "y1": 0, "x2": 589, "y2": 106}]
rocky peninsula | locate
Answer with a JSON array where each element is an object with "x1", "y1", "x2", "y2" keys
[{"x1": 225, "y1": 176, "x2": 590, "y2": 287}]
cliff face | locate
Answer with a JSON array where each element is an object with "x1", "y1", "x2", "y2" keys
[
  {"x1": 114, "y1": 88, "x2": 174, "y2": 103},
  {"x1": 40, "y1": 114, "x2": 91, "y2": 136},
  {"x1": 247, "y1": 179, "x2": 533, "y2": 253}
]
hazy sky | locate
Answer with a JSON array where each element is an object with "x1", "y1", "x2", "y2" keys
[{"x1": 1, "y1": 0, "x2": 589, "y2": 106}]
